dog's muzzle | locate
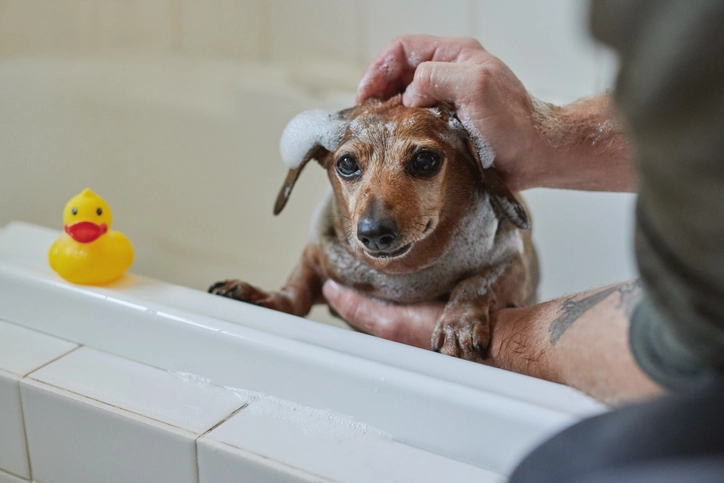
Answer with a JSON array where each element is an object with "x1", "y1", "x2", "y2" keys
[{"x1": 357, "y1": 215, "x2": 397, "y2": 251}]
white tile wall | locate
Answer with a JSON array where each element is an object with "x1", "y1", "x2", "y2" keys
[
  {"x1": 0, "y1": 376, "x2": 28, "y2": 480},
  {"x1": 0, "y1": 0, "x2": 96, "y2": 56},
  {"x1": 361, "y1": 0, "x2": 474, "y2": 61},
  {"x1": 472, "y1": 0, "x2": 598, "y2": 103},
  {"x1": 198, "y1": 398, "x2": 504, "y2": 482},
  {"x1": 21, "y1": 382, "x2": 202, "y2": 483},
  {"x1": 0, "y1": 469, "x2": 28, "y2": 483},
  {"x1": 174, "y1": 0, "x2": 265, "y2": 59},
  {"x1": 95, "y1": 0, "x2": 175, "y2": 54},
  {"x1": 268, "y1": 0, "x2": 361, "y2": 63},
  {"x1": 0, "y1": 321, "x2": 77, "y2": 481},
  {"x1": 0, "y1": 0, "x2": 615, "y2": 100},
  {"x1": 20, "y1": 347, "x2": 248, "y2": 483}
]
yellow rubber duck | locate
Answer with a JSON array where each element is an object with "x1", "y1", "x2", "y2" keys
[{"x1": 48, "y1": 189, "x2": 134, "y2": 285}]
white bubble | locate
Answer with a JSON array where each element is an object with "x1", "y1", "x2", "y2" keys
[{"x1": 279, "y1": 109, "x2": 347, "y2": 169}]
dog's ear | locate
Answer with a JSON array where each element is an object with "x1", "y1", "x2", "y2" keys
[
  {"x1": 482, "y1": 167, "x2": 529, "y2": 229},
  {"x1": 274, "y1": 109, "x2": 351, "y2": 215},
  {"x1": 274, "y1": 144, "x2": 331, "y2": 215},
  {"x1": 464, "y1": 136, "x2": 530, "y2": 230}
]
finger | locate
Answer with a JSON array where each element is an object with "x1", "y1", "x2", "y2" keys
[
  {"x1": 403, "y1": 61, "x2": 485, "y2": 108},
  {"x1": 323, "y1": 280, "x2": 442, "y2": 348},
  {"x1": 356, "y1": 35, "x2": 485, "y2": 103},
  {"x1": 323, "y1": 280, "x2": 389, "y2": 334}
]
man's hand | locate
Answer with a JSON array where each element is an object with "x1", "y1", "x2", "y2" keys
[
  {"x1": 358, "y1": 35, "x2": 635, "y2": 192},
  {"x1": 358, "y1": 35, "x2": 541, "y2": 191},
  {"x1": 323, "y1": 280, "x2": 444, "y2": 349}
]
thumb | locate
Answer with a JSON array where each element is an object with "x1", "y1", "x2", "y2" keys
[
  {"x1": 403, "y1": 61, "x2": 482, "y2": 108},
  {"x1": 323, "y1": 280, "x2": 444, "y2": 349},
  {"x1": 323, "y1": 280, "x2": 383, "y2": 335}
]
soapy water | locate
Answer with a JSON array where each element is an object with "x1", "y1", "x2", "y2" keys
[
  {"x1": 279, "y1": 109, "x2": 347, "y2": 169},
  {"x1": 171, "y1": 371, "x2": 392, "y2": 441},
  {"x1": 456, "y1": 104, "x2": 496, "y2": 169}
]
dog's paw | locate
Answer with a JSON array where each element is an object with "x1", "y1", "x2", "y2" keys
[
  {"x1": 431, "y1": 307, "x2": 491, "y2": 362},
  {"x1": 208, "y1": 279, "x2": 276, "y2": 307}
]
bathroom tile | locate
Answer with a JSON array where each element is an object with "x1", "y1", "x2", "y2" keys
[
  {"x1": 0, "y1": 321, "x2": 78, "y2": 377},
  {"x1": 268, "y1": 0, "x2": 361, "y2": 63},
  {"x1": 0, "y1": 321, "x2": 77, "y2": 480},
  {"x1": 472, "y1": 0, "x2": 598, "y2": 103},
  {"x1": 174, "y1": 0, "x2": 264, "y2": 60},
  {"x1": 362, "y1": 0, "x2": 473, "y2": 63},
  {"x1": 26, "y1": 347, "x2": 248, "y2": 435},
  {"x1": 0, "y1": 468, "x2": 29, "y2": 483},
  {"x1": 0, "y1": 0, "x2": 96, "y2": 56},
  {"x1": 21, "y1": 347, "x2": 248, "y2": 483},
  {"x1": 198, "y1": 397, "x2": 504, "y2": 483},
  {"x1": 21, "y1": 381, "x2": 199, "y2": 483},
  {"x1": 0, "y1": 375, "x2": 28, "y2": 480},
  {"x1": 95, "y1": 0, "x2": 174, "y2": 54}
]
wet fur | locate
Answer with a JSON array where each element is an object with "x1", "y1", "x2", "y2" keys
[{"x1": 210, "y1": 97, "x2": 538, "y2": 362}]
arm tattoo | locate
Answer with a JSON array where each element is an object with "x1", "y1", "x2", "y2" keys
[{"x1": 549, "y1": 280, "x2": 643, "y2": 345}]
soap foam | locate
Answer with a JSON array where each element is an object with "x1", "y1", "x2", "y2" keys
[
  {"x1": 456, "y1": 104, "x2": 496, "y2": 168},
  {"x1": 279, "y1": 109, "x2": 346, "y2": 169},
  {"x1": 227, "y1": 387, "x2": 392, "y2": 442},
  {"x1": 170, "y1": 371, "x2": 391, "y2": 442}
]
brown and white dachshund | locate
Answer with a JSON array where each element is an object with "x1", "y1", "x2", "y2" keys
[{"x1": 210, "y1": 96, "x2": 538, "y2": 362}]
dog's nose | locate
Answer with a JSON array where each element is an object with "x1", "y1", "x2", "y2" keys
[{"x1": 357, "y1": 216, "x2": 398, "y2": 251}]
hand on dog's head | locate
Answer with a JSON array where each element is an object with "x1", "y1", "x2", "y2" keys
[{"x1": 276, "y1": 96, "x2": 529, "y2": 273}]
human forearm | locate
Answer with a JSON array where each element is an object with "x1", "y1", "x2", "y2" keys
[
  {"x1": 489, "y1": 280, "x2": 662, "y2": 406},
  {"x1": 521, "y1": 95, "x2": 635, "y2": 192}
]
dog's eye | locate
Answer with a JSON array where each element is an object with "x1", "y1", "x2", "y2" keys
[
  {"x1": 336, "y1": 155, "x2": 361, "y2": 179},
  {"x1": 408, "y1": 150, "x2": 442, "y2": 177}
]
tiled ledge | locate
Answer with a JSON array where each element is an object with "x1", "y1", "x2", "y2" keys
[{"x1": 0, "y1": 222, "x2": 605, "y2": 481}]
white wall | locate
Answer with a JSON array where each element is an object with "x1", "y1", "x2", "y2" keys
[
  {"x1": 0, "y1": 0, "x2": 634, "y2": 307},
  {"x1": 0, "y1": 0, "x2": 618, "y2": 101}
]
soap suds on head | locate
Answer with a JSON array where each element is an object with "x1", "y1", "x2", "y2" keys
[
  {"x1": 456, "y1": 104, "x2": 495, "y2": 169},
  {"x1": 280, "y1": 109, "x2": 347, "y2": 169}
]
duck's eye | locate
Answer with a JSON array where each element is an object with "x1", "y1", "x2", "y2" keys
[
  {"x1": 335, "y1": 154, "x2": 362, "y2": 179},
  {"x1": 96, "y1": 208, "x2": 103, "y2": 215},
  {"x1": 71, "y1": 207, "x2": 77, "y2": 215},
  {"x1": 408, "y1": 150, "x2": 443, "y2": 178}
]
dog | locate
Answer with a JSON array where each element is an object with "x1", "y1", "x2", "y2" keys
[{"x1": 210, "y1": 96, "x2": 538, "y2": 362}]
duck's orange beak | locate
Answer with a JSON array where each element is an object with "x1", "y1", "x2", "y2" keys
[{"x1": 65, "y1": 222, "x2": 108, "y2": 243}]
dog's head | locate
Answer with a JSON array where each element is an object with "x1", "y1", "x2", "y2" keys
[{"x1": 275, "y1": 96, "x2": 528, "y2": 273}]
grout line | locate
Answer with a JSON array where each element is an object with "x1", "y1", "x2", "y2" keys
[
  {"x1": 17, "y1": 375, "x2": 33, "y2": 483},
  {"x1": 203, "y1": 439, "x2": 338, "y2": 483},
  {"x1": 21, "y1": 345, "x2": 83, "y2": 379},
  {"x1": 21, "y1": 345, "x2": 83, "y2": 378},
  {"x1": 194, "y1": 403, "x2": 249, "y2": 482},
  {"x1": 198, "y1": 403, "x2": 249, "y2": 439},
  {"x1": 0, "y1": 465, "x2": 28, "y2": 481},
  {"x1": 21, "y1": 378, "x2": 197, "y2": 437}
]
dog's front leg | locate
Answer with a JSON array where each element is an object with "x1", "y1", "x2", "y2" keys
[
  {"x1": 209, "y1": 244, "x2": 326, "y2": 317},
  {"x1": 431, "y1": 261, "x2": 527, "y2": 362}
]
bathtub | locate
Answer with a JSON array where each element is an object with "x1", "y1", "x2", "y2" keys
[{"x1": 0, "y1": 58, "x2": 630, "y2": 482}]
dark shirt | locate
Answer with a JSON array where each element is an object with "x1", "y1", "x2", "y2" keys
[{"x1": 590, "y1": 0, "x2": 724, "y2": 389}]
